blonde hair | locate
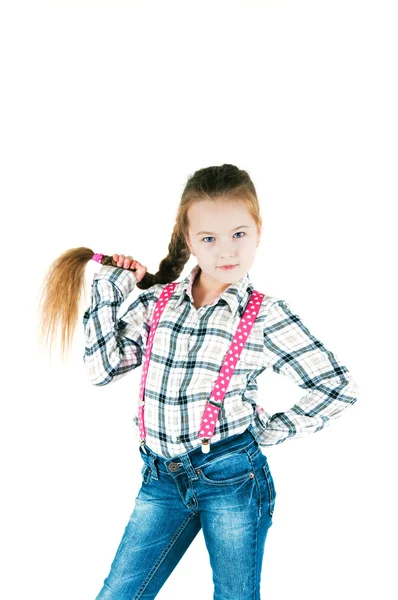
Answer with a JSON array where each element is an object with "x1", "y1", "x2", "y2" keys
[{"x1": 38, "y1": 164, "x2": 263, "y2": 361}]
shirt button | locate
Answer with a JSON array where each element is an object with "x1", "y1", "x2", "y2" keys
[{"x1": 171, "y1": 435, "x2": 180, "y2": 442}]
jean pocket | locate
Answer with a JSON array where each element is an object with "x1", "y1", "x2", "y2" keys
[
  {"x1": 196, "y1": 449, "x2": 254, "y2": 486},
  {"x1": 262, "y1": 460, "x2": 276, "y2": 516}
]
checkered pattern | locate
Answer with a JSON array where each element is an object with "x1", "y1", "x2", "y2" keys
[{"x1": 83, "y1": 263, "x2": 359, "y2": 458}]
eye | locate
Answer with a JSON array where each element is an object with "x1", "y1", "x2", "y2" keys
[{"x1": 202, "y1": 231, "x2": 246, "y2": 243}]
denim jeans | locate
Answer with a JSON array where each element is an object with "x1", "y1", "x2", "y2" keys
[{"x1": 95, "y1": 423, "x2": 276, "y2": 600}]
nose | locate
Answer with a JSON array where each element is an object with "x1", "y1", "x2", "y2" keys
[
  {"x1": 218, "y1": 254, "x2": 237, "y2": 265},
  {"x1": 218, "y1": 244, "x2": 236, "y2": 258}
]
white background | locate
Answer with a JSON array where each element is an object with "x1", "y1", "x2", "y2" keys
[{"x1": 1, "y1": 1, "x2": 397, "y2": 598}]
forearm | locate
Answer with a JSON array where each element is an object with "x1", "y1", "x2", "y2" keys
[
  {"x1": 256, "y1": 371, "x2": 359, "y2": 446},
  {"x1": 83, "y1": 267, "x2": 142, "y2": 385}
]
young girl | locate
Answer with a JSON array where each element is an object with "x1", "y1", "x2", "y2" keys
[{"x1": 39, "y1": 164, "x2": 358, "y2": 600}]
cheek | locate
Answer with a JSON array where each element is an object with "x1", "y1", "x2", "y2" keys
[{"x1": 245, "y1": 238, "x2": 258, "y2": 251}]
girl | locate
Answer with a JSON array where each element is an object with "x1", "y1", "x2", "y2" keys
[{"x1": 39, "y1": 164, "x2": 358, "y2": 600}]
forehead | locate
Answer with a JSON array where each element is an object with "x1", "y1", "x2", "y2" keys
[{"x1": 188, "y1": 199, "x2": 252, "y2": 229}]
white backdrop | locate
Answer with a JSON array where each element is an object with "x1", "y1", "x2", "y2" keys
[{"x1": 1, "y1": 1, "x2": 397, "y2": 599}]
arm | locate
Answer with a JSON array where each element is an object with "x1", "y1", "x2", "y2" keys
[
  {"x1": 82, "y1": 265, "x2": 152, "y2": 386},
  {"x1": 257, "y1": 300, "x2": 359, "y2": 446}
]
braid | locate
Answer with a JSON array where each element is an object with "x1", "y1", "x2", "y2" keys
[
  {"x1": 38, "y1": 164, "x2": 261, "y2": 359},
  {"x1": 136, "y1": 223, "x2": 191, "y2": 290}
]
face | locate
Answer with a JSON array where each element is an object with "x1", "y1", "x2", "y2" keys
[{"x1": 185, "y1": 198, "x2": 262, "y2": 293}]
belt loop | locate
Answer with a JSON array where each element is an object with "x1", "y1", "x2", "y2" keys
[
  {"x1": 149, "y1": 455, "x2": 159, "y2": 480},
  {"x1": 247, "y1": 423, "x2": 260, "y2": 444}
]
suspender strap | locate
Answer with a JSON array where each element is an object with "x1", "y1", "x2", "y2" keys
[
  {"x1": 198, "y1": 289, "x2": 264, "y2": 452},
  {"x1": 137, "y1": 282, "x2": 264, "y2": 454}
]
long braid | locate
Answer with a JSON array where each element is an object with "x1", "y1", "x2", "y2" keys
[{"x1": 38, "y1": 164, "x2": 262, "y2": 360}]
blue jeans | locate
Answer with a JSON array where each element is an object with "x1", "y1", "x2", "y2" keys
[{"x1": 95, "y1": 424, "x2": 276, "y2": 600}]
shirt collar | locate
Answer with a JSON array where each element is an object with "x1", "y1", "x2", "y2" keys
[{"x1": 172, "y1": 263, "x2": 254, "y2": 318}]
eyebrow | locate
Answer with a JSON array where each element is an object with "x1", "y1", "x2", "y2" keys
[{"x1": 196, "y1": 225, "x2": 250, "y2": 236}]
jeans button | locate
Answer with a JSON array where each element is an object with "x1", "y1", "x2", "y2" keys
[{"x1": 168, "y1": 462, "x2": 180, "y2": 472}]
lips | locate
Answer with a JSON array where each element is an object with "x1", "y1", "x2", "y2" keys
[{"x1": 219, "y1": 264, "x2": 237, "y2": 269}]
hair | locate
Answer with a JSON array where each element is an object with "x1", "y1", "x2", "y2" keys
[{"x1": 38, "y1": 163, "x2": 262, "y2": 361}]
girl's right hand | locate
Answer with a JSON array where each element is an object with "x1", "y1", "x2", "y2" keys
[{"x1": 112, "y1": 254, "x2": 147, "y2": 284}]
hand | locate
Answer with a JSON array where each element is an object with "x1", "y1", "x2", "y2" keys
[{"x1": 112, "y1": 254, "x2": 147, "y2": 284}]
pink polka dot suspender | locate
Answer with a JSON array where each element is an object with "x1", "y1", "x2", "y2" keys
[{"x1": 138, "y1": 283, "x2": 265, "y2": 454}]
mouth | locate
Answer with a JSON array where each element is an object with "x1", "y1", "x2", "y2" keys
[{"x1": 218, "y1": 264, "x2": 238, "y2": 270}]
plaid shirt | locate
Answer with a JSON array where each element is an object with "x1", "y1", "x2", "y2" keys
[{"x1": 83, "y1": 263, "x2": 359, "y2": 458}]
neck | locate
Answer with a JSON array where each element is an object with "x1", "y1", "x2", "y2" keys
[{"x1": 193, "y1": 266, "x2": 232, "y2": 297}]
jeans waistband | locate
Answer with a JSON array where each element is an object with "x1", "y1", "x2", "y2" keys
[{"x1": 139, "y1": 423, "x2": 261, "y2": 476}]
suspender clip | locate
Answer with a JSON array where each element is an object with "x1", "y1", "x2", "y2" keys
[
  {"x1": 140, "y1": 440, "x2": 147, "y2": 454},
  {"x1": 201, "y1": 438, "x2": 211, "y2": 454}
]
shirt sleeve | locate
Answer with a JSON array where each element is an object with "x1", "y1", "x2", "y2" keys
[
  {"x1": 256, "y1": 299, "x2": 359, "y2": 446},
  {"x1": 82, "y1": 265, "x2": 153, "y2": 386}
]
